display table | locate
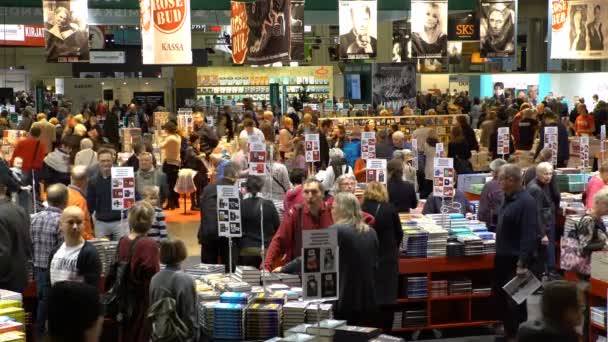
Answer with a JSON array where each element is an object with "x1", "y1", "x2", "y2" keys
[{"x1": 393, "y1": 255, "x2": 497, "y2": 333}]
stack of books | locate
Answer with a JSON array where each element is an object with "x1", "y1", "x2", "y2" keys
[
  {"x1": 591, "y1": 306, "x2": 607, "y2": 328},
  {"x1": 262, "y1": 273, "x2": 301, "y2": 288},
  {"x1": 305, "y1": 304, "x2": 333, "y2": 323},
  {"x1": 334, "y1": 325, "x2": 382, "y2": 341},
  {"x1": 392, "y1": 311, "x2": 403, "y2": 329},
  {"x1": 224, "y1": 281, "x2": 252, "y2": 292},
  {"x1": 403, "y1": 309, "x2": 426, "y2": 328},
  {"x1": 283, "y1": 301, "x2": 309, "y2": 330},
  {"x1": 0, "y1": 301, "x2": 24, "y2": 325},
  {"x1": 472, "y1": 287, "x2": 491, "y2": 295},
  {"x1": 482, "y1": 240, "x2": 496, "y2": 254},
  {"x1": 419, "y1": 223, "x2": 448, "y2": 257},
  {"x1": 0, "y1": 292, "x2": 24, "y2": 342},
  {"x1": 403, "y1": 228, "x2": 429, "y2": 258},
  {"x1": 235, "y1": 266, "x2": 262, "y2": 286},
  {"x1": 213, "y1": 303, "x2": 245, "y2": 340},
  {"x1": 220, "y1": 292, "x2": 250, "y2": 305},
  {"x1": 449, "y1": 279, "x2": 472, "y2": 296},
  {"x1": 89, "y1": 239, "x2": 118, "y2": 277},
  {"x1": 458, "y1": 235, "x2": 484, "y2": 256},
  {"x1": 200, "y1": 301, "x2": 218, "y2": 336},
  {"x1": 406, "y1": 276, "x2": 428, "y2": 299},
  {"x1": 430, "y1": 280, "x2": 448, "y2": 297},
  {"x1": 245, "y1": 303, "x2": 282, "y2": 340},
  {"x1": 251, "y1": 293, "x2": 287, "y2": 305},
  {"x1": 184, "y1": 264, "x2": 225, "y2": 278}
]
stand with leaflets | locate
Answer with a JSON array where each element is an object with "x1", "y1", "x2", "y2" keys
[
  {"x1": 497, "y1": 127, "x2": 510, "y2": 160},
  {"x1": 433, "y1": 158, "x2": 456, "y2": 229},
  {"x1": 435, "y1": 143, "x2": 444, "y2": 158},
  {"x1": 544, "y1": 126, "x2": 558, "y2": 166},
  {"x1": 305, "y1": 134, "x2": 320, "y2": 175},
  {"x1": 361, "y1": 132, "x2": 376, "y2": 160},
  {"x1": 217, "y1": 185, "x2": 242, "y2": 274},
  {"x1": 177, "y1": 108, "x2": 194, "y2": 136},
  {"x1": 366, "y1": 159, "x2": 387, "y2": 184},
  {"x1": 580, "y1": 135, "x2": 590, "y2": 171}
]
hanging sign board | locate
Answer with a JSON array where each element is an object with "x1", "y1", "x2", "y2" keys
[
  {"x1": 580, "y1": 135, "x2": 589, "y2": 170},
  {"x1": 111, "y1": 167, "x2": 136, "y2": 210},
  {"x1": 361, "y1": 131, "x2": 376, "y2": 160},
  {"x1": 249, "y1": 142, "x2": 267, "y2": 175},
  {"x1": 305, "y1": 133, "x2": 320, "y2": 162},
  {"x1": 544, "y1": 126, "x2": 559, "y2": 166},
  {"x1": 140, "y1": 0, "x2": 193, "y2": 64},
  {"x1": 497, "y1": 127, "x2": 510, "y2": 156},
  {"x1": 217, "y1": 185, "x2": 242, "y2": 237},
  {"x1": 366, "y1": 158, "x2": 387, "y2": 184},
  {"x1": 302, "y1": 228, "x2": 339, "y2": 300},
  {"x1": 433, "y1": 157, "x2": 455, "y2": 198}
]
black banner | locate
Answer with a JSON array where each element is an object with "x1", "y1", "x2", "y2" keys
[
  {"x1": 290, "y1": 0, "x2": 305, "y2": 61},
  {"x1": 448, "y1": 11, "x2": 480, "y2": 41},
  {"x1": 480, "y1": 0, "x2": 517, "y2": 58},
  {"x1": 372, "y1": 63, "x2": 416, "y2": 110},
  {"x1": 392, "y1": 19, "x2": 410, "y2": 62}
]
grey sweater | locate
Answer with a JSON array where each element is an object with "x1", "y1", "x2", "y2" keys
[{"x1": 149, "y1": 268, "x2": 199, "y2": 341}]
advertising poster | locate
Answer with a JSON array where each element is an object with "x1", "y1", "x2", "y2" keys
[
  {"x1": 290, "y1": 0, "x2": 305, "y2": 61},
  {"x1": 580, "y1": 135, "x2": 590, "y2": 169},
  {"x1": 371, "y1": 63, "x2": 417, "y2": 111},
  {"x1": 366, "y1": 158, "x2": 387, "y2": 184},
  {"x1": 302, "y1": 228, "x2": 339, "y2": 300},
  {"x1": 305, "y1": 133, "x2": 320, "y2": 162},
  {"x1": 177, "y1": 108, "x2": 193, "y2": 136},
  {"x1": 412, "y1": 138, "x2": 419, "y2": 170},
  {"x1": 435, "y1": 142, "x2": 444, "y2": 157},
  {"x1": 111, "y1": 167, "x2": 136, "y2": 211},
  {"x1": 249, "y1": 142, "x2": 267, "y2": 175},
  {"x1": 544, "y1": 126, "x2": 559, "y2": 166},
  {"x1": 433, "y1": 157, "x2": 455, "y2": 198},
  {"x1": 497, "y1": 127, "x2": 510, "y2": 156},
  {"x1": 361, "y1": 132, "x2": 376, "y2": 160},
  {"x1": 339, "y1": 0, "x2": 378, "y2": 59},
  {"x1": 0, "y1": 25, "x2": 45, "y2": 47},
  {"x1": 550, "y1": 0, "x2": 608, "y2": 59},
  {"x1": 230, "y1": 1, "x2": 250, "y2": 64},
  {"x1": 392, "y1": 19, "x2": 410, "y2": 62},
  {"x1": 480, "y1": 0, "x2": 517, "y2": 58},
  {"x1": 217, "y1": 185, "x2": 242, "y2": 237},
  {"x1": 42, "y1": 0, "x2": 89, "y2": 63},
  {"x1": 448, "y1": 41, "x2": 463, "y2": 64},
  {"x1": 410, "y1": 0, "x2": 448, "y2": 59},
  {"x1": 417, "y1": 58, "x2": 445, "y2": 73},
  {"x1": 140, "y1": 0, "x2": 192, "y2": 64},
  {"x1": 448, "y1": 11, "x2": 480, "y2": 41}
]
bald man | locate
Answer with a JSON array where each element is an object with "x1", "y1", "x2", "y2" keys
[{"x1": 67, "y1": 165, "x2": 94, "y2": 240}]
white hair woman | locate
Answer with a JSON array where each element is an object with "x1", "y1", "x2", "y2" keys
[
  {"x1": 329, "y1": 192, "x2": 379, "y2": 325},
  {"x1": 322, "y1": 148, "x2": 353, "y2": 194},
  {"x1": 74, "y1": 138, "x2": 98, "y2": 175}
]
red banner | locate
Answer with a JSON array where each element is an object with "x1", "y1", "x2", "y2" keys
[
  {"x1": 230, "y1": 1, "x2": 249, "y2": 64},
  {"x1": 0, "y1": 25, "x2": 46, "y2": 47}
]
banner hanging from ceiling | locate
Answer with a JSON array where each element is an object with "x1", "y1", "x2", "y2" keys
[
  {"x1": 410, "y1": 0, "x2": 448, "y2": 59},
  {"x1": 0, "y1": 25, "x2": 45, "y2": 47},
  {"x1": 230, "y1": 0, "x2": 291, "y2": 65},
  {"x1": 479, "y1": 0, "x2": 517, "y2": 58},
  {"x1": 290, "y1": 0, "x2": 305, "y2": 61},
  {"x1": 371, "y1": 63, "x2": 416, "y2": 111},
  {"x1": 339, "y1": 0, "x2": 377, "y2": 59},
  {"x1": 140, "y1": 0, "x2": 192, "y2": 64},
  {"x1": 448, "y1": 41, "x2": 463, "y2": 64},
  {"x1": 550, "y1": 0, "x2": 608, "y2": 59},
  {"x1": 42, "y1": 0, "x2": 90, "y2": 62},
  {"x1": 448, "y1": 11, "x2": 480, "y2": 41},
  {"x1": 392, "y1": 19, "x2": 410, "y2": 62}
]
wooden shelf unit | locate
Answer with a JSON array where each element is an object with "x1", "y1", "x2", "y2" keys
[
  {"x1": 589, "y1": 277, "x2": 608, "y2": 342},
  {"x1": 392, "y1": 254, "x2": 497, "y2": 333}
]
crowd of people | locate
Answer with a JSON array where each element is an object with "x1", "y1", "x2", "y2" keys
[{"x1": 0, "y1": 88, "x2": 607, "y2": 341}]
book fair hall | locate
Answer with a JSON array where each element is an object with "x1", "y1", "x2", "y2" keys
[{"x1": 6, "y1": 0, "x2": 608, "y2": 341}]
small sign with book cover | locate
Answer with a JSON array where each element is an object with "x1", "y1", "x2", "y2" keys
[
  {"x1": 249, "y1": 142, "x2": 267, "y2": 175},
  {"x1": 544, "y1": 126, "x2": 558, "y2": 166},
  {"x1": 302, "y1": 228, "x2": 339, "y2": 300},
  {"x1": 433, "y1": 157, "x2": 455, "y2": 198},
  {"x1": 111, "y1": 167, "x2": 135, "y2": 210},
  {"x1": 412, "y1": 138, "x2": 418, "y2": 170},
  {"x1": 177, "y1": 108, "x2": 194, "y2": 135},
  {"x1": 305, "y1": 134, "x2": 321, "y2": 162},
  {"x1": 361, "y1": 132, "x2": 376, "y2": 159},
  {"x1": 580, "y1": 135, "x2": 589, "y2": 170},
  {"x1": 217, "y1": 185, "x2": 242, "y2": 237},
  {"x1": 366, "y1": 158, "x2": 387, "y2": 184},
  {"x1": 435, "y1": 142, "x2": 444, "y2": 158},
  {"x1": 497, "y1": 127, "x2": 510, "y2": 156}
]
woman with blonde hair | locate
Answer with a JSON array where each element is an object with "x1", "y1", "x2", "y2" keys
[
  {"x1": 330, "y1": 192, "x2": 379, "y2": 325},
  {"x1": 361, "y1": 182, "x2": 403, "y2": 331},
  {"x1": 278, "y1": 116, "x2": 295, "y2": 160},
  {"x1": 411, "y1": 2, "x2": 447, "y2": 57}
]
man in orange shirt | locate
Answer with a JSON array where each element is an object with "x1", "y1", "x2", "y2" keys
[
  {"x1": 574, "y1": 104, "x2": 595, "y2": 136},
  {"x1": 67, "y1": 165, "x2": 94, "y2": 240}
]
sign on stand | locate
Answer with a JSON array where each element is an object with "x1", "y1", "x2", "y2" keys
[
  {"x1": 435, "y1": 143, "x2": 444, "y2": 158},
  {"x1": 580, "y1": 135, "x2": 589, "y2": 170},
  {"x1": 366, "y1": 158, "x2": 387, "y2": 184},
  {"x1": 544, "y1": 126, "x2": 558, "y2": 166},
  {"x1": 302, "y1": 228, "x2": 339, "y2": 300},
  {"x1": 411, "y1": 138, "x2": 418, "y2": 170},
  {"x1": 217, "y1": 185, "x2": 242, "y2": 238},
  {"x1": 361, "y1": 132, "x2": 376, "y2": 160},
  {"x1": 249, "y1": 142, "x2": 267, "y2": 175},
  {"x1": 433, "y1": 158, "x2": 455, "y2": 198},
  {"x1": 497, "y1": 127, "x2": 510, "y2": 158},
  {"x1": 305, "y1": 134, "x2": 321, "y2": 163},
  {"x1": 111, "y1": 167, "x2": 135, "y2": 210},
  {"x1": 177, "y1": 108, "x2": 194, "y2": 135}
]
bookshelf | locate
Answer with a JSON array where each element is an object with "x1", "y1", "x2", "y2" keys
[{"x1": 589, "y1": 277, "x2": 608, "y2": 342}]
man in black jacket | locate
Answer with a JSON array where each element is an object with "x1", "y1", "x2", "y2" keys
[
  {"x1": 193, "y1": 112, "x2": 219, "y2": 156},
  {"x1": 534, "y1": 112, "x2": 570, "y2": 168},
  {"x1": 0, "y1": 175, "x2": 31, "y2": 293},
  {"x1": 318, "y1": 119, "x2": 332, "y2": 170},
  {"x1": 495, "y1": 163, "x2": 540, "y2": 341},
  {"x1": 198, "y1": 162, "x2": 240, "y2": 272}
]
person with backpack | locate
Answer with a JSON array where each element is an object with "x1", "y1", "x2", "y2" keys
[
  {"x1": 148, "y1": 239, "x2": 199, "y2": 342},
  {"x1": 107, "y1": 201, "x2": 160, "y2": 342},
  {"x1": 322, "y1": 148, "x2": 353, "y2": 196}
]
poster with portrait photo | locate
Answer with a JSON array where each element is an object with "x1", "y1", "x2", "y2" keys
[
  {"x1": 217, "y1": 185, "x2": 242, "y2": 237},
  {"x1": 480, "y1": 0, "x2": 517, "y2": 58},
  {"x1": 339, "y1": 0, "x2": 378, "y2": 59},
  {"x1": 448, "y1": 11, "x2": 480, "y2": 41},
  {"x1": 410, "y1": 0, "x2": 448, "y2": 59},
  {"x1": 550, "y1": 0, "x2": 608, "y2": 59},
  {"x1": 290, "y1": 0, "x2": 305, "y2": 61},
  {"x1": 302, "y1": 228, "x2": 339, "y2": 300},
  {"x1": 448, "y1": 41, "x2": 463, "y2": 64},
  {"x1": 371, "y1": 63, "x2": 416, "y2": 111},
  {"x1": 42, "y1": 0, "x2": 89, "y2": 62},
  {"x1": 392, "y1": 19, "x2": 410, "y2": 62},
  {"x1": 416, "y1": 58, "x2": 445, "y2": 72}
]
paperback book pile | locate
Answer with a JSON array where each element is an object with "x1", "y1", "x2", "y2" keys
[
  {"x1": 591, "y1": 306, "x2": 607, "y2": 328},
  {"x1": 220, "y1": 292, "x2": 250, "y2": 305},
  {"x1": 224, "y1": 281, "x2": 252, "y2": 292},
  {"x1": 472, "y1": 287, "x2": 491, "y2": 295},
  {"x1": 184, "y1": 264, "x2": 225, "y2": 278},
  {"x1": 457, "y1": 235, "x2": 484, "y2": 256},
  {"x1": 482, "y1": 240, "x2": 496, "y2": 254},
  {"x1": 235, "y1": 266, "x2": 262, "y2": 286},
  {"x1": 213, "y1": 303, "x2": 245, "y2": 340},
  {"x1": 0, "y1": 291, "x2": 20, "y2": 302},
  {"x1": 0, "y1": 301, "x2": 24, "y2": 325},
  {"x1": 89, "y1": 239, "x2": 118, "y2": 276},
  {"x1": 430, "y1": 280, "x2": 448, "y2": 297},
  {"x1": 252, "y1": 293, "x2": 288, "y2": 305},
  {"x1": 403, "y1": 309, "x2": 426, "y2": 328},
  {"x1": 245, "y1": 303, "x2": 282, "y2": 340},
  {"x1": 418, "y1": 221, "x2": 448, "y2": 257},
  {"x1": 305, "y1": 319, "x2": 346, "y2": 337},
  {"x1": 392, "y1": 311, "x2": 403, "y2": 329},
  {"x1": 305, "y1": 304, "x2": 333, "y2": 323},
  {"x1": 402, "y1": 226, "x2": 428, "y2": 258},
  {"x1": 283, "y1": 301, "x2": 310, "y2": 330},
  {"x1": 449, "y1": 279, "x2": 472, "y2": 295},
  {"x1": 406, "y1": 276, "x2": 428, "y2": 299},
  {"x1": 261, "y1": 273, "x2": 301, "y2": 288},
  {"x1": 334, "y1": 325, "x2": 382, "y2": 342},
  {"x1": 200, "y1": 301, "x2": 218, "y2": 336}
]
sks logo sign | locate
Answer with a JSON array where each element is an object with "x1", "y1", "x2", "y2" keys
[{"x1": 455, "y1": 24, "x2": 475, "y2": 37}]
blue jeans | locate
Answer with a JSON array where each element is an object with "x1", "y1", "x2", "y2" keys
[{"x1": 35, "y1": 268, "x2": 48, "y2": 337}]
